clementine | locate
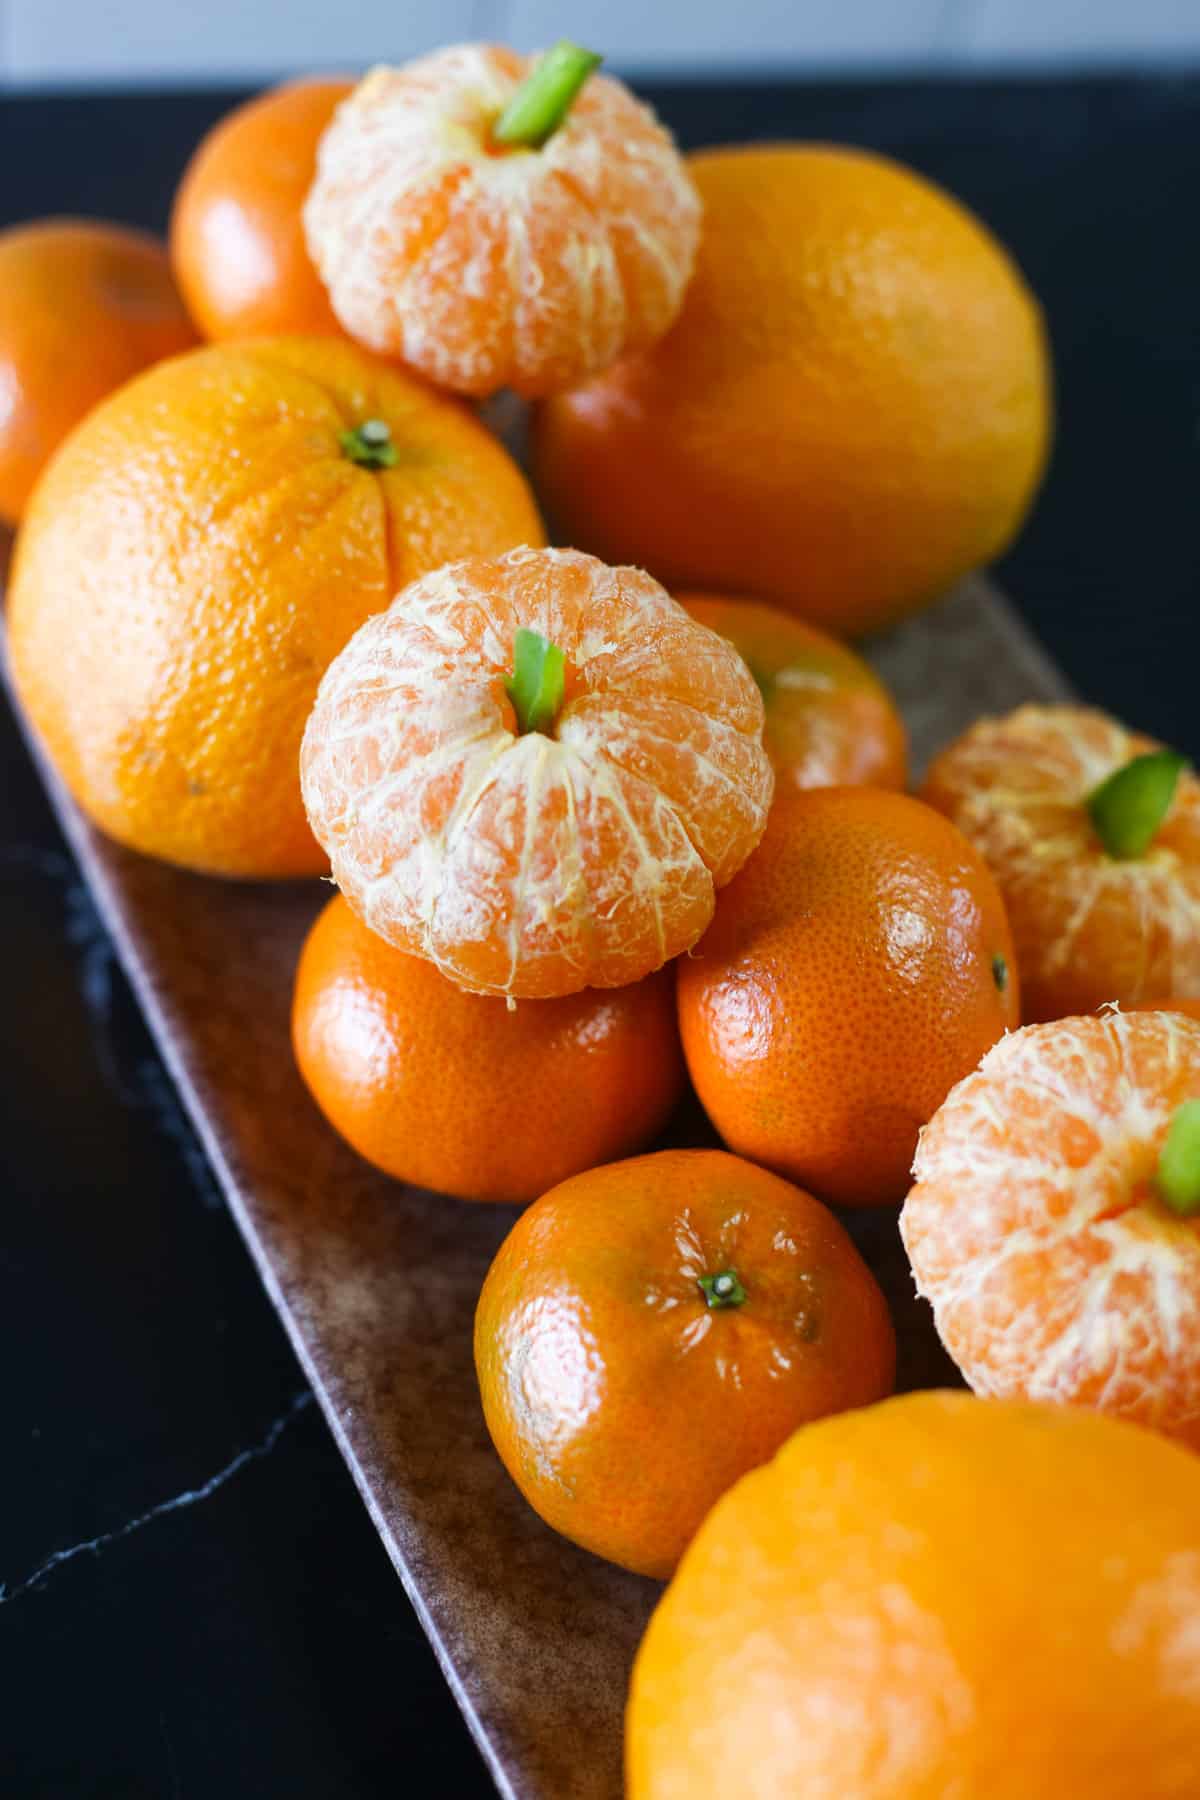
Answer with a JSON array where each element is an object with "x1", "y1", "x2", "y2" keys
[
  {"x1": 293, "y1": 894, "x2": 685, "y2": 1204},
  {"x1": 8, "y1": 337, "x2": 542, "y2": 878},
  {"x1": 628, "y1": 1392, "x2": 1200, "y2": 1799},
  {"x1": 901, "y1": 1009, "x2": 1200, "y2": 1446},
  {"x1": 170, "y1": 76, "x2": 353, "y2": 341},
  {"x1": 535, "y1": 143, "x2": 1051, "y2": 637},
  {"x1": 677, "y1": 786, "x2": 1018, "y2": 1206},
  {"x1": 301, "y1": 547, "x2": 773, "y2": 1000},
  {"x1": 0, "y1": 217, "x2": 197, "y2": 525},
  {"x1": 475, "y1": 1148, "x2": 895, "y2": 1579},
  {"x1": 304, "y1": 43, "x2": 700, "y2": 396},
  {"x1": 922, "y1": 703, "x2": 1200, "y2": 1020},
  {"x1": 680, "y1": 592, "x2": 907, "y2": 791}
]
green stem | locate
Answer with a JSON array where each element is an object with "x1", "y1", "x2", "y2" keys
[
  {"x1": 698, "y1": 1268, "x2": 746, "y2": 1310},
  {"x1": 1156, "y1": 1099, "x2": 1200, "y2": 1216},
  {"x1": 506, "y1": 628, "x2": 566, "y2": 736},
  {"x1": 340, "y1": 418, "x2": 398, "y2": 470},
  {"x1": 491, "y1": 42, "x2": 602, "y2": 150},
  {"x1": 1088, "y1": 750, "x2": 1187, "y2": 859}
]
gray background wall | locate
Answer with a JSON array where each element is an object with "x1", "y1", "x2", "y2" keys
[{"x1": 4, "y1": 0, "x2": 1199, "y2": 86}]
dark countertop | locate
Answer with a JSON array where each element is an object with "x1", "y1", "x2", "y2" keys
[{"x1": 4, "y1": 74, "x2": 1199, "y2": 1798}]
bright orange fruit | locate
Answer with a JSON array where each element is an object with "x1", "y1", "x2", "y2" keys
[
  {"x1": 293, "y1": 894, "x2": 685, "y2": 1204},
  {"x1": 535, "y1": 143, "x2": 1051, "y2": 638},
  {"x1": 8, "y1": 337, "x2": 542, "y2": 877},
  {"x1": 475, "y1": 1148, "x2": 895, "y2": 1579},
  {"x1": 170, "y1": 76, "x2": 353, "y2": 341},
  {"x1": 0, "y1": 217, "x2": 197, "y2": 525},
  {"x1": 301, "y1": 547, "x2": 774, "y2": 1000},
  {"x1": 304, "y1": 44, "x2": 701, "y2": 395},
  {"x1": 678, "y1": 786, "x2": 1018, "y2": 1206},
  {"x1": 901, "y1": 1009, "x2": 1200, "y2": 1447},
  {"x1": 922, "y1": 703, "x2": 1200, "y2": 1020},
  {"x1": 679, "y1": 592, "x2": 907, "y2": 791},
  {"x1": 628, "y1": 1392, "x2": 1200, "y2": 1799}
]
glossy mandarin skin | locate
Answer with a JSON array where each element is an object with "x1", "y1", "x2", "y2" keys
[
  {"x1": 0, "y1": 218, "x2": 198, "y2": 524},
  {"x1": 679, "y1": 592, "x2": 908, "y2": 792},
  {"x1": 535, "y1": 143, "x2": 1051, "y2": 638},
  {"x1": 8, "y1": 337, "x2": 542, "y2": 878},
  {"x1": 922, "y1": 704, "x2": 1200, "y2": 1021},
  {"x1": 475, "y1": 1149, "x2": 895, "y2": 1579},
  {"x1": 628, "y1": 1393, "x2": 1200, "y2": 1800},
  {"x1": 678, "y1": 787, "x2": 1019, "y2": 1206},
  {"x1": 901, "y1": 1010, "x2": 1200, "y2": 1446},
  {"x1": 301, "y1": 548, "x2": 773, "y2": 1000},
  {"x1": 170, "y1": 77, "x2": 353, "y2": 341},
  {"x1": 292, "y1": 895, "x2": 685, "y2": 1204}
]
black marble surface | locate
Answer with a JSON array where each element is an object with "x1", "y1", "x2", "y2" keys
[{"x1": 3, "y1": 73, "x2": 1199, "y2": 1798}]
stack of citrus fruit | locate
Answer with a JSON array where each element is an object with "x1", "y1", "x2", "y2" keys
[{"x1": 8, "y1": 35, "x2": 1200, "y2": 1794}]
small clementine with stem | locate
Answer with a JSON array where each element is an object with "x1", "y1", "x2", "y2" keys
[
  {"x1": 293, "y1": 895, "x2": 684, "y2": 1204},
  {"x1": 901, "y1": 1008, "x2": 1200, "y2": 1446},
  {"x1": 475, "y1": 1148, "x2": 895, "y2": 1579},
  {"x1": 301, "y1": 547, "x2": 773, "y2": 1000},
  {"x1": 922, "y1": 704, "x2": 1200, "y2": 1020},
  {"x1": 303, "y1": 43, "x2": 701, "y2": 395},
  {"x1": 679, "y1": 593, "x2": 907, "y2": 791}
]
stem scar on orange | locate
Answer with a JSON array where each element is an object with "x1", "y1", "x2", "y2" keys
[
  {"x1": 7, "y1": 337, "x2": 543, "y2": 878},
  {"x1": 474, "y1": 1148, "x2": 896, "y2": 1579},
  {"x1": 292, "y1": 894, "x2": 685, "y2": 1205},
  {"x1": 303, "y1": 43, "x2": 701, "y2": 396},
  {"x1": 921, "y1": 703, "x2": 1200, "y2": 1020},
  {"x1": 300, "y1": 547, "x2": 774, "y2": 1001}
]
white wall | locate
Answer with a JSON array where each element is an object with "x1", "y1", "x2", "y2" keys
[{"x1": 3, "y1": 0, "x2": 1198, "y2": 85}]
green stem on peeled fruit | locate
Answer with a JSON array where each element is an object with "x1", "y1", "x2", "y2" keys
[
  {"x1": 340, "y1": 418, "x2": 399, "y2": 469},
  {"x1": 507, "y1": 627, "x2": 566, "y2": 737},
  {"x1": 1157, "y1": 1099, "x2": 1200, "y2": 1217},
  {"x1": 491, "y1": 42, "x2": 602, "y2": 150},
  {"x1": 1087, "y1": 750, "x2": 1187, "y2": 860}
]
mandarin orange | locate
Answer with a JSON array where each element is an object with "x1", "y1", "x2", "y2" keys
[
  {"x1": 901, "y1": 1008, "x2": 1200, "y2": 1446},
  {"x1": 293, "y1": 894, "x2": 684, "y2": 1204},
  {"x1": 628, "y1": 1391, "x2": 1200, "y2": 1799},
  {"x1": 535, "y1": 143, "x2": 1051, "y2": 637},
  {"x1": 475, "y1": 1148, "x2": 895, "y2": 1579},
  {"x1": 679, "y1": 593, "x2": 907, "y2": 791},
  {"x1": 8, "y1": 337, "x2": 542, "y2": 877},
  {"x1": 304, "y1": 43, "x2": 701, "y2": 396},
  {"x1": 301, "y1": 547, "x2": 773, "y2": 1000},
  {"x1": 922, "y1": 703, "x2": 1200, "y2": 1020},
  {"x1": 170, "y1": 76, "x2": 353, "y2": 341},
  {"x1": 0, "y1": 218, "x2": 197, "y2": 525},
  {"x1": 678, "y1": 786, "x2": 1018, "y2": 1205}
]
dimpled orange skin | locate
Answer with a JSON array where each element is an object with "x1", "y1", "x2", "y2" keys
[
  {"x1": 535, "y1": 143, "x2": 1051, "y2": 638},
  {"x1": 170, "y1": 77, "x2": 353, "y2": 341},
  {"x1": 474, "y1": 1148, "x2": 896, "y2": 1579},
  {"x1": 922, "y1": 704, "x2": 1200, "y2": 1022},
  {"x1": 678, "y1": 787, "x2": 1019, "y2": 1206},
  {"x1": 680, "y1": 593, "x2": 907, "y2": 791},
  {"x1": 0, "y1": 218, "x2": 198, "y2": 525},
  {"x1": 292, "y1": 894, "x2": 685, "y2": 1204},
  {"x1": 627, "y1": 1392, "x2": 1200, "y2": 1800},
  {"x1": 7, "y1": 337, "x2": 543, "y2": 878}
]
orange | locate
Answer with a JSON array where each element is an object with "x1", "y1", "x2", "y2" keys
[
  {"x1": 301, "y1": 547, "x2": 773, "y2": 1000},
  {"x1": 293, "y1": 893, "x2": 685, "y2": 1204},
  {"x1": 534, "y1": 143, "x2": 1051, "y2": 638},
  {"x1": 922, "y1": 703, "x2": 1200, "y2": 1020},
  {"x1": 0, "y1": 217, "x2": 197, "y2": 525},
  {"x1": 901, "y1": 1009, "x2": 1200, "y2": 1446},
  {"x1": 680, "y1": 592, "x2": 907, "y2": 791},
  {"x1": 304, "y1": 44, "x2": 701, "y2": 396},
  {"x1": 1133, "y1": 998, "x2": 1200, "y2": 1022},
  {"x1": 475, "y1": 1148, "x2": 895, "y2": 1579},
  {"x1": 8, "y1": 337, "x2": 542, "y2": 878},
  {"x1": 628, "y1": 1391, "x2": 1200, "y2": 1800},
  {"x1": 170, "y1": 76, "x2": 353, "y2": 341},
  {"x1": 678, "y1": 786, "x2": 1018, "y2": 1206}
]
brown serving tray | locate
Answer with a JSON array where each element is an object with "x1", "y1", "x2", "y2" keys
[{"x1": 4, "y1": 575, "x2": 1069, "y2": 1800}]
